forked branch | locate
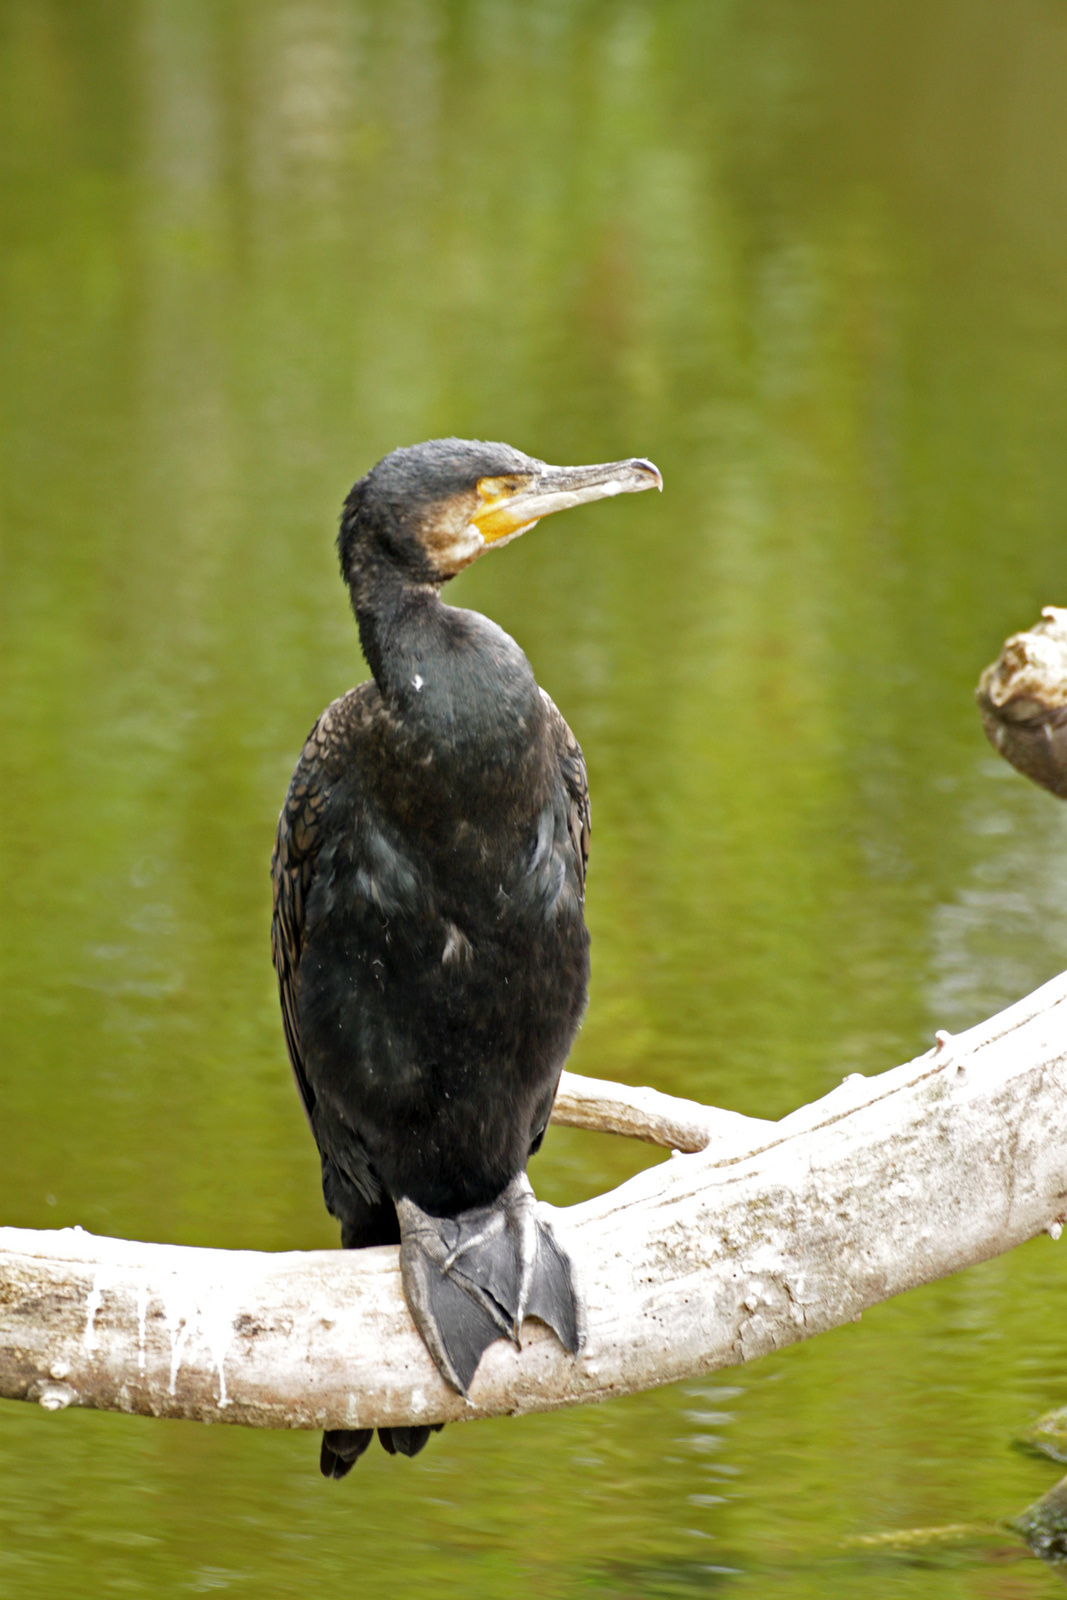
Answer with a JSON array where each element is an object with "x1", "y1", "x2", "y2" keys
[{"x1": 3, "y1": 610, "x2": 1067, "y2": 1433}]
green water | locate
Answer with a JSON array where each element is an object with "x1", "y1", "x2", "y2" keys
[{"x1": 5, "y1": 1, "x2": 1067, "y2": 1593}]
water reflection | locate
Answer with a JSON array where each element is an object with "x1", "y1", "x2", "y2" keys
[
  {"x1": 5, "y1": 0, "x2": 1067, "y2": 1595},
  {"x1": 931, "y1": 763, "x2": 1067, "y2": 1029}
]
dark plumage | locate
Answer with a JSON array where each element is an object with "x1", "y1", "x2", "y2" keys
[{"x1": 271, "y1": 439, "x2": 661, "y2": 1477}]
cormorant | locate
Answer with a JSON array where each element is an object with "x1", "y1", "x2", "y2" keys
[{"x1": 271, "y1": 439, "x2": 662, "y2": 1477}]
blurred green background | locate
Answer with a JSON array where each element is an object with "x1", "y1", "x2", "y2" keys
[{"x1": 5, "y1": 0, "x2": 1067, "y2": 1593}]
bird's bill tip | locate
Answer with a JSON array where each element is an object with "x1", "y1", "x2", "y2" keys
[
  {"x1": 473, "y1": 455, "x2": 663, "y2": 544},
  {"x1": 624, "y1": 457, "x2": 664, "y2": 492}
]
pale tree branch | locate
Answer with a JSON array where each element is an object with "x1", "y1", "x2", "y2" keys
[
  {"x1": 3, "y1": 972, "x2": 1067, "y2": 1432},
  {"x1": 549, "y1": 1071, "x2": 774, "y2": 1153},
  {"x1": 4, "y1": 612, "x2": 1067, "y2": 1435}
]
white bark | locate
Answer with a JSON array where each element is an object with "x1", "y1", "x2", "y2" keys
[{"x1": 3, "y1": 970, "x2": 1067, "y2": 1433}]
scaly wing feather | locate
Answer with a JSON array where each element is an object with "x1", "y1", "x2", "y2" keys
[
  {"x1": 270, "y1": 713, "x2": 334, "y2": 1127},
  {"x1": 541, "y1": 688, "x2": 591, "y2": 898}
]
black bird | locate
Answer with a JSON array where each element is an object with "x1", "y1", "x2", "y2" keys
[{"x1": 271, "y1": 439, "x2": 662, "y2": 1477}]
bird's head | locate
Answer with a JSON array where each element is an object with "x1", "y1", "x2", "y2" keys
[{"x1": 338, "y1": 437, "x2": 662, "y2": 590}]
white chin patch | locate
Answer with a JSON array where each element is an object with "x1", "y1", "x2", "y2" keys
[{"x1": 433, "y1": 526, "x2": 485, "y2": 574}]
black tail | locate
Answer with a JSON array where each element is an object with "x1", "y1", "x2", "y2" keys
[
  {"x1": 320, "y1": 1425, "x2": 443, "y2": 1479},
  {"x1": 320, "y1": 1172, "x2": 446, "y2": 1478},
  {"x1": 320, "y1": 1428, "x2": 372, "y2": 1479}
]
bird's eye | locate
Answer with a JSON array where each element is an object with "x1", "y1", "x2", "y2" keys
[{"x1": 476, "y1": 475, "x2": 526, "y2": 506}]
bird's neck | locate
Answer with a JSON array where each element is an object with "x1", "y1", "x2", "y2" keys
[
  {"x1": 351, "y1": 558, "x2": 439, "y2": 691},
  {"x1": 350, "y1": 559, "x2": 546, "y2": 782}
]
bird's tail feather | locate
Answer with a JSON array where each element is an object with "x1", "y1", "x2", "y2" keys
[{"x1": 319, "y1": 1424, "x2": 442, "y2": 1479}]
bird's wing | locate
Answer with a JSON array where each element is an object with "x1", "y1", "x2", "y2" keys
[
  {"x1": 541, "y1": 689, "x2": 591, "y2": 898},
  {"x1": 271, "y1": 687, "x2": 401, "y2": 1218},
  {"x1": 270, "y1": 695, "x2": 358, "y2": 1127}
]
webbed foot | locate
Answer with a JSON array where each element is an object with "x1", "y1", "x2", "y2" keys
[{"x1": 397, "y1": 1172, "x2": 584, "y2": 1394}]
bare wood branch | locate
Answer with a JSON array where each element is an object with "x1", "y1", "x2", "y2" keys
[
  {"x1": 3, "y1": 971, "x2": 1067, "y2": 1434},
  {"x1": 549, "y1": 1070, "x2": 775, "y2": 1153}
]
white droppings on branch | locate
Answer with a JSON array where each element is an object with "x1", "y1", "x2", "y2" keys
[{"x1": 38, "y1": 1384, "x2": 77, "y2": 1412}]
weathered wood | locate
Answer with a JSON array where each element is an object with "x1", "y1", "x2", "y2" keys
[
  {"x1": 3, "y1": 971, "x2": 1066, "y2": 1432},
  {"x1": 977, "y1": 605, "x2": 1067, "y2": 798},
  {"x1": 549, "y1": 1070, "x2": 775, "y2": 1153}
]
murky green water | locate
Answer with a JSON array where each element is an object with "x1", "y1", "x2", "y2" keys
[{"x1": 5, "y1": 1, "x2": 1067, "y2": 1593}]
